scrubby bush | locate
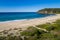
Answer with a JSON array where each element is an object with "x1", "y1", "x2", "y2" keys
[
  {"x1": 20, "y1": 27, "x2": 41, "y2": 36},
  {"x1": 46, "y1": 25, "x2": 55, "y2": 31},
  {"x1": 36, "y1": 23, "x2": 50, "y2": 29},
  {"x1": 0, "y1": 36, "x2": 6, "y2": 40}
]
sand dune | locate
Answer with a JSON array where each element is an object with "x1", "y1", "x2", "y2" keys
[{"x1": 0, "y1": 14, "x2": 60, "y2": 31}]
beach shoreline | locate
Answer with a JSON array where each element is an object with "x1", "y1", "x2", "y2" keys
[
  {"x1": 0, "y1": 14, "x2": 60, "y2": 31},
  {"x1": 0, "y1": 14, "x2": 55, "y2": 23}
]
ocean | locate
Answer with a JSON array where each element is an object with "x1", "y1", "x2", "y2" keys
[{"x1": 0, "y1": 12, "x2": 54, "y2": 22}]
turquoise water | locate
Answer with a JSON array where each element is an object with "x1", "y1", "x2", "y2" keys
[{"x1": 0, "y1": 12, "x2": 55, "y2": 22}]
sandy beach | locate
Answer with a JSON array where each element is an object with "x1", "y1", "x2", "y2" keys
[{"x1": 0, "y1": 14, "x2": 60, "y2": 31}]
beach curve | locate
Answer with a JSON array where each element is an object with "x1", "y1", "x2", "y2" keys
[{"x1": 0, "y1": 14, "x2": 60, "y2": 31}]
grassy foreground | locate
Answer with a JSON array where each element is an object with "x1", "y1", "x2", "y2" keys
[{"x1": 0, "y1": 19, "x2": 60, "y2": 40}]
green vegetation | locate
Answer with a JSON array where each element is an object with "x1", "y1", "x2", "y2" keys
[
  {"x1": 20, "y1": 19, "x2": 60, "y2": 40},
  {"x1": 0, "y1": 19, "x2": 60, "y2": 40},
  {"x1": 38, "y1": 8, "x2": 60, "y2": 14},
  {"x1": 20, "y1": 27, "x2": 45, "y2": 36}
]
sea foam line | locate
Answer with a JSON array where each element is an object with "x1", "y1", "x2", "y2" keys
[{"x1": 0, "y1": 15, "x2": 55, "y2": 23}]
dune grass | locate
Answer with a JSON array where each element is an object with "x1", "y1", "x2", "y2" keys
[{"x1": 0, "y1": 19, "x2": 60, "y2": 40}]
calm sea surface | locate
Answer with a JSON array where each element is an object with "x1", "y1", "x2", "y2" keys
[{"x1": 0, "y1": 12, "x2": 54, "y2": 22}]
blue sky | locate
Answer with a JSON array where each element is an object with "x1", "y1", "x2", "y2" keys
[{"x1": 0, "y1": 0, "x2": 60, "y2": 12}]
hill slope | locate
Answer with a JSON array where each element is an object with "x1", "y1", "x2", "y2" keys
[{"x1": 38, "y1": 8, "x2": 60, "y2": 14}]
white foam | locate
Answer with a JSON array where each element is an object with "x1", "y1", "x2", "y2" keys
[{"x1": 0, "y1": 15, "x2": 56, "y2": 23}]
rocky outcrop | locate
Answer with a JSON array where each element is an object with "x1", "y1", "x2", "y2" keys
[{"x1": 38, "y1": 8, "x2": 60, "y2": 14}]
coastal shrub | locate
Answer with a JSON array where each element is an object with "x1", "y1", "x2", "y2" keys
[
  {"x1": 6, "y1": 35, "x2": 22, "y2": 40},
  {"x1": 54, "y1": 34, "x2": 60, "y2": 40},
  {"x1": 13, "y1": 28, "x2": 18, "y2": 30},
  {"x1": 2, "y1": 30, "x2": 8, "y2": 34},
  {"x1": 40, "y1": 33, "x2": 55, "y2": 40},
  {"x1": 0, "y1": 36, "x2": 6, "y2": 40},
  {"x1": 20, "y1": 27, "x2": 42, "y2": 36},
  {"x1": 46, "y1": 25, "x2": 55, "y2": 31},
  {"x1": 55, "y1": 19, "x2": 60, "y2": 23},
  {"x1": 51, "y1": 23, "x2": 60, "y2": 31},
  {"x1": 18, "y1": 28, "x2": 22, "y2": 31},
  {"x1": 0, "y1": 35, "x2": 23, "y2": 40},
  {"x1": 25, "y1": 36, "x2": 38, "y2": 40},
  {"x1": 36, "y1": 23, "x2": 50, "y2": 29}
]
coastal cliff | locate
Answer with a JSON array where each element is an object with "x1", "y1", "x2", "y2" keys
[{"x1": 38, "y1": 8, "x2": 60, "y2": 14}]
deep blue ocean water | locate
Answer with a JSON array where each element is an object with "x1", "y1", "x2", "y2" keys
[{"x1": 0, "y1": 12, "x2": 54, "y2": 22}]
